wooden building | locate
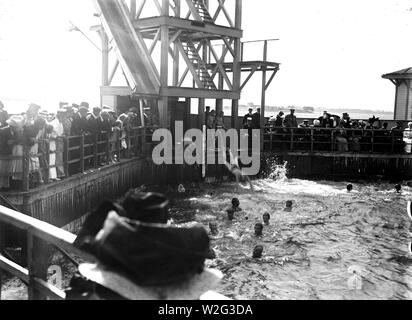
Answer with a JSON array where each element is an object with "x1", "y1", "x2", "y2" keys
[{"x1": 382, "y1": 67, "x2": 412, "y2": 121}]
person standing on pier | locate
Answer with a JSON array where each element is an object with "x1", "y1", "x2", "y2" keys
[
  {"x1": 242, "y1": 108, "x2": 254, "y2": 129},
  {"x1": 284, "y1": 109, "x2": 298, "y2": 128},
  {"x1": 49, "y1": 110, "x2": 66, "y2": 181},
  {"x1": 252, "y1": 108, "x2": 261, "y2": 129},
  {"x1": 403, "y1": 122, "x2": 412, "y2": 153},
  {"x1": 0, "y1": 101, "x2": 9, "y2": 128},
  {"x1": 24, "y1": 103, "x2": 45, "y2": 187},
  {"x1": 0, "y1": 119, "x2": 13, "y2": 189}
]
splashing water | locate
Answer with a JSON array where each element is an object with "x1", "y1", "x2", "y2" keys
[{"x1": 170, "y1": 175, "x2": 412, "y2": 300}]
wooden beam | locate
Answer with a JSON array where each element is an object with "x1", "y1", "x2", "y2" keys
[
  {"x1": 132, "y1": 17, "x2": 243, "y2": 39},
  {"x1": 161, "y1": 87, "x2": 240, "y2": 100}
]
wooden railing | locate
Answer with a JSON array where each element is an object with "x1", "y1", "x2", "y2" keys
[
  {"x1": 263, "y1": 127, "x2": 411, "y2": 154},
  {"x1": 0, "y1": 205, "x2": 95, "y2": 300},
  {"x1": 0, "y1": 126, "x2": 155, "y2": 191}
]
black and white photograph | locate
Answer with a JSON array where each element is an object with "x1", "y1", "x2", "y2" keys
[{"x1": 0, "y1": 0, "x2": 412, "y2": 307}]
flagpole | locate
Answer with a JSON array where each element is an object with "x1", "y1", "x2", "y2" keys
[{"x1": 69, "y1": 21, "x2": 101, "y2": 52}]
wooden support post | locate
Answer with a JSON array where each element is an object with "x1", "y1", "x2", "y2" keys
[
  {"x1": 260, "y1": 40, "x2": 268, "y2": 131},
  {"x1": 106, "y1": 132, "x2": 111, "y2": 164},
  {"x1": 199, "y1": 98, "x2": 206, "y2": 129},
  {"x1": 130, "y1": 0, "x2": 137, "y2": 19},
  {"x1": 27, "y1": 233, "x2": 49, "y2": 300},
  {"x1": 331, "y1": 130, "x2": 334, "y2": 152},
  {"x1": 80, "y1": 135, "x2": 85, "y2": 173},
  {"x1": 231, "y1": 0, "x2": 242, "y2": 130},
  {"x1": 64, "y1": 137, "x2": 69, "y2": 177},
  {"x1": 44, "y1": 140, "x2": 50, "y2": 184},
  {"x1": 159, "y1": 0, "x2": 169, "y2": 129},
  {"x1": 22, "y1": 145, "x2": 30, "y2": 192},
  {"x1": 371, "y1": 130, "x2": 375, "y2": 153},
  {"x1": 116, "y1": 131, "x2": 121, "y2": 160},
  {"x1": 290, "y1": 129, "x2": 294, "y2": 151},
  {"x1": 100, "y1": 30, "x2": 109, "y2": 106},
  {"x1": 94, "y1": 134, "x2": 98, "y2": 167},
  {"x1": 311, "y1": 129, "x2": 314, "y2": 152}
]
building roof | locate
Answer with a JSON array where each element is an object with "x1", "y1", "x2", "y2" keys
[{"x1": 382, "y1": 67, "x2": 412, "y2": 80}]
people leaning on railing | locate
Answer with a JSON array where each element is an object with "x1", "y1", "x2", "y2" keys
[
  {"x1": 263, "y1": 110, "x2": 411, "y2": 154},
  {"x1": 0, "y1": 101, "x2": 155, "y2": 191}
]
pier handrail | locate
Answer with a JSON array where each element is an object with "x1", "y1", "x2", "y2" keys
[
  {"x1": 262, "y1": 126, "x2": 411, "y2": 154},
  {"x1": 0, "y1": 205, "x2": 95, "y2": 300},
  {"x1": 0, "y1": 126, "x2": 155, "y2": 192}
]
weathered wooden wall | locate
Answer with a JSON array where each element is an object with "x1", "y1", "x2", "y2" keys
[
  {"x1": 3, "y1": 158, "x2": 202, "y2": 228},
  {"x1": 275, "y1": 153, "x2": 412, "y2": 180}
]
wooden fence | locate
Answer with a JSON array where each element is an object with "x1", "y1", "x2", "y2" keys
[
  {"x1": 0, "y1": 126, "x2": 155, "y2": 192},
  {"x1": 0, "y1": 205, "x2": 94, "y2": 300}
]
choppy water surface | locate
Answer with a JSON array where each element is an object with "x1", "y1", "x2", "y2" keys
[{"x1": 170, "y1": 174, "x2": 412, "y2": 300}]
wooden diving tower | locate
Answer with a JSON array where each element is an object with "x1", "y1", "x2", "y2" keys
[{"x1": 92, "y1": 0, "x2": 280, "y2": 130}]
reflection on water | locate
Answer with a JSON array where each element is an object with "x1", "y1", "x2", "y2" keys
[{"x1": 170, "y1": 169, "x2": 412, "y2": 300}]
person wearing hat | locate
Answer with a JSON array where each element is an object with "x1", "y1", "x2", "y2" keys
[
  {"x1": 390, "y1": 121, "x2": 405, "y2": 153},
  {"x1": 242, "y1": 108, "x2": 254, "y2": 129},
  {"x1": 87, "y1": 107, "x2": 101, "y2": 135},
  {"x1": 252, "y1": 108, "x2": 261, "y2": 129},
  {"x1": 6, "y1": 115, "x2": 25, "y2": 183},
  {"x1": 24, "y1": 103, "x2": 46, "y2": 186},
  {"x1": 71, "y1": 106, "x2": 89, "y2": 136},
  {"x1": 284, "y1": 109, "x2": 298, "y2": 128},
  {"x1": 0, "y1": 116, "x2": 14, "y2": 189},
  {"x1": 67, "y1": 193, "x2": 223, "y2": 300},
  {"x1": 0, "y1": 101, "x2": 9, "y2": 128},
  {"x1": 48, "y1": 109, "x2": 66, "y2": 181}
]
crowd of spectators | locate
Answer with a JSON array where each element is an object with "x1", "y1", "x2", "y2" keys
[
  {"x1": 266, "y1": 109, "x2": 412, "y2": 153},
  {"x1": 0, "y1": 100, "x2": 148, "y2": 190}
]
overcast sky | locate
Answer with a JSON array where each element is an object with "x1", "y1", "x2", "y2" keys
[{"x1": 1, "y1": 0, "x2": 412, "y2": 112}]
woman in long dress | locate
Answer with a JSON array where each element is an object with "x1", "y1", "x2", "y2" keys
[
  {"x1": 8, "y1": 116, "x2": 25, "y2": 182},
  {"x1": 49, "y1": 110, "x2": 65, "y2": 180}
]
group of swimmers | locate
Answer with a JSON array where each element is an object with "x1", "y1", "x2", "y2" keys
[{"x1": 207, "y1": 197, "x2": 296, "y2": 260}]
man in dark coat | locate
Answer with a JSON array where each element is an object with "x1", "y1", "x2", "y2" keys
[{"x1": 252, "y1": 108, "x2": 261, "y2": 129}]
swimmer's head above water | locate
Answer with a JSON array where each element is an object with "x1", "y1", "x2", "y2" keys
[
  {"x1": 209, "y1": 221, "x2": 218, "y2": 236},
  {"x1": 254, "y1": 223, "x2": 263, "y2": 236},
  {"x1": 347, "y1": 184, "x2": 353, "y2": 192},
  {"x1": 252, "y1": 245, "x2": 263, "y2": 259},
  {"x1": 395, "y1": 184, "x2": 402, "y2": 193},
  {"x1": 232, "y1": 198, "x2": 240, "y2": 209},
  {"x1": 285, "y1": 200, "x2": 293, "y2": 210},
  {"x1": 263, "y1": 213, "x2": 271, "y2": 225}
]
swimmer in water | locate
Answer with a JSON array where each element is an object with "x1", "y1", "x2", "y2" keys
[
  {"x1": 395, "y1": 184, "x2": 402, "y2": 193},
  {"x1": 284, "y1": 200, "x2": 293, "y2": 212},
  {"x1": 347, "y1": 184, "x2": 353, "y2": 192},
  {"x1": 209, "y1": 221, "x2": 219, "y2": 236},
  {"x1": 263, "y1": 213, "x2": 271, "y2": 226},
  {"x1": 223, "y1": 149, "x2": 254, "y2": 192},
  {"x1": 252, "y1": 245, "x2": 264, "y2": 259},
  {"x1": 227, "y1": 208, "x2": 235, "y2": 221},
  {"x1": 254, "y1": 223, "x2": 263, "y2": 237},
  {"x1": 232, "y1": 198, "x2": 242, "y2": 212}
]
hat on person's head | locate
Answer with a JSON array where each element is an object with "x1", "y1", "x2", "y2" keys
[
  {"x1": 368, "y1": 116, "x2": 380, "y2": 124},
  {"x1": 80, "y1": 102, "x2": 89, "y2": 108},
  {"x1": 39, "y1": 110, "x2": 49, "y2": 116},
  {"x1": 76, "y1": 211, "x2": 222, "y2": 300},
  {"x1": 120, "y1": 191, "x2": 169, "y2": 224},
  {"x1": 343, "y1": 113, "x2": 349, "y2": 118},
  {"x1": 93, "y1": 106, "x2": 102, "y2": 112},
  {"x1": 7, "y1": 115, "x2": 25, "y2": 128},
  {"x1": 57, "y1": 108, "x2": 67, "y2": 115},
  {"x1": 27, "y1": 103, "x2": 41, "y2": 114},
  {"x1": 79, "y1": 105, "x2": 89, "y2": 112}
]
